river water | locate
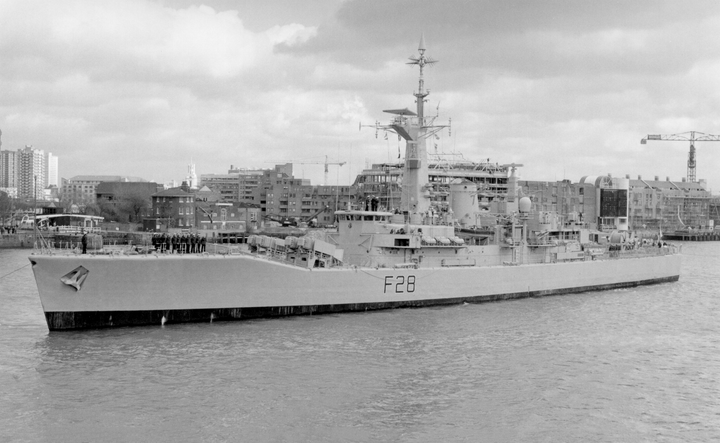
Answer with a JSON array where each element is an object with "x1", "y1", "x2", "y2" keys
[{"x1": 1, "y1": 244, "x2": 719, "y2": 442}]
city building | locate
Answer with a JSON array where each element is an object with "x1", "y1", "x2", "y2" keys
[
  {"x1": 353, "y1": 153, "x2": 510, "y2": 212},
  {"x1": 185, "y1": 161, "x2": 198, "y2": 189},
  {"x1": 199, "y1": 164, "x2": 284, "y2": 203},
  {"x1": 149, "y1": 187, "x2": 196, "y2": 230},
  {"x1": 43, "y1": 185, "x2": 60, "y2": 202},
  {"x1": 710, "y1": 196, "x2": 720, "y2": 228},
  {"x1": 194, "y1": 201, "x2": 261, "y2": 232},
  {"x1": 199, "y1": 172, "x2": 241, "y2": 202},
  {"x1": 253, "y1": 167, "x2": 355, "y2": 227},
  {"x1": 17, "y1": 145, "x2": 46, "y2": 200},
  {"x1": 61, "y1": 175, "x2": 147, "y2": 206},
  {"x1": 96, "y1": 182, "x2": 163, "y2": 222},
  {"x1": 626, "y1": 175, "x2": 711, "y2": 231},
  {"x1": 194, "y1": 185, "x2": 222, "y2": 203},
  {"x1": 518, "y1": 179, "x2": 599, "y2": 228},
  {"x1": 1, "y1": 146, "x2": 60, "y2": 201},
  {"x1": 46, "y1": 152, "x2": 59, "y2": 187},
  {"x1": 0, "y1": 149, "x2": 18, "y2": 198}
]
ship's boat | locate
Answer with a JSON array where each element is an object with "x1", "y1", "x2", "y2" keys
[{"x1": 29, "y1": 37, "x2": 681, "y2": 330}]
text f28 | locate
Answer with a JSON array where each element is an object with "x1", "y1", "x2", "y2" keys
[{"x1": 383, "y1": 275, "x2": 416, "y2": 293}]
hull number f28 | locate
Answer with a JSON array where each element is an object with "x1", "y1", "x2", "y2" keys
[{"x1": 384, "y1": 275, "x2": 416, "y2": 293}]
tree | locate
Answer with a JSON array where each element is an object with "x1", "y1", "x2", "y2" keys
[
  {"x1": 97, "y1": 200, "x2": 119, "y2": 222},
  {"x1": 0, "y1": 191, "x2": 11, "y2": 225},
  {"x1": 114, "y1": 186, "x2": 153, "y2": 223},
  {"x1": 158, "y1": 201, "x2": 175, "y2": 228},
  {"x1": 118, "y1": 192, "x2": 151, "y2": 223},
  {"x1": 83, "y1": 203, "x2": 102, "y2": 217}
]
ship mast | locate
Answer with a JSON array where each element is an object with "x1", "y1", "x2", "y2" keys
[
  {"x1": 364, "y1": 35, "x2": 450, "y2": 217},
  {"x1": 409, "y1": 33, "x2": 433, "y2": 122}
]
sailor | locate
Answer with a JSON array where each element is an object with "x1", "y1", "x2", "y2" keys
[{"x1": 81, "y1": 231, "x2": 88, "y2": 254}]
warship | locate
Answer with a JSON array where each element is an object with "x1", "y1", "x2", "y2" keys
[{"x1": 29, "y1": 37, "x2": 681, "y2": 330}]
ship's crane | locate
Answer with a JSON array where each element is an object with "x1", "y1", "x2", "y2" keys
[{"x1": 641, "y1": 131, "x2": 720, "y2": 182}]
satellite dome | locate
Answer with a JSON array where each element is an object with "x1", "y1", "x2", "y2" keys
[
  {"x1": 609, "y1": 232, "x2": 625, "y2": 244},
  {"x1": 518, "y1": 197, "x2": 531, "y2": 213}
]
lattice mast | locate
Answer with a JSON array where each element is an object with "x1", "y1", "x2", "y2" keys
[{"x1": 362, "y1": 35, "x2": 450, "y2": 215}]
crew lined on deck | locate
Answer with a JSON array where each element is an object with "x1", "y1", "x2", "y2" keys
[{"x1": 151, "y1": 233, "x2": 206, "y2": 253}]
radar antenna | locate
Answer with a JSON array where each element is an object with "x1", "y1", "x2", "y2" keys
[{"x1": 406, "y1": 33, "x2": 437, "y2": 121}]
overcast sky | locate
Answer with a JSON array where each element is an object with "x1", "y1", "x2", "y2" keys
[{"x1": 2, "y1": 0, "x2": 720, "y2": 191}]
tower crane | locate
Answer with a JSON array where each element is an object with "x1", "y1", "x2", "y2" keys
[
  {"x1": 641, "y1": 131, "x2": 720, "y2": 183},
  {"x1": 295, "y1": 155, "x2": 346, "y2": 185}
]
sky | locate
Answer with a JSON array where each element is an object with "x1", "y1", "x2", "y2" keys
[{"x1": 2, "y1": 0, "x2": 720, "y2": 191}]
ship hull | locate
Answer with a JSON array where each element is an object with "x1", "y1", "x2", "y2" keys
[{"x1": 30, "y1": 253, "x2": 681, "y2": 330}]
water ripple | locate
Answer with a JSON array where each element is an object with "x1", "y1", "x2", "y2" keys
[{"x1": 2, "y1": 244, "x2": 720, "y2": 442}]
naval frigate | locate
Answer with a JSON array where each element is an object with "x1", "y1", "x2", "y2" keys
[{"x1": 29, "y1": 37, "x2": 681, "y2": 330}]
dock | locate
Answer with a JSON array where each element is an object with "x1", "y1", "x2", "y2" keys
[{"x1": 663, "y1": 230, "x2": 720, "y2": 241}]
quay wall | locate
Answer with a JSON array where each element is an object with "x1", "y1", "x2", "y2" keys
[{"x1": 0, "y1": 232, "x2": 36, "y2": 249}]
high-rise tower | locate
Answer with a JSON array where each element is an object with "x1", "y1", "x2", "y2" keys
[{"x1": 18, "y1": 145, "x2": 46, "y2": 200}]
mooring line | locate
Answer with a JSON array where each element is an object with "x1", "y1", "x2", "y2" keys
[{"x1": 0, "y1": 263, "x2": 30, "y2": 280}]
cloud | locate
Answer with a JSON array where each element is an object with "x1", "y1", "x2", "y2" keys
[
  {"x1": 0, "y1": 0, "x2": 323, "y2": 181},
  {"x1": 2, "y1": 0, "x2": 720, "y2": 191}
]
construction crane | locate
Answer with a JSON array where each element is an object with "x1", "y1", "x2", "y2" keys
[
  {"x1": 641, "y1": 131, "x2": 720, "y2": 182},
  {"x1": 296, "y1": 156, "x2": 346, "y2": 185}
]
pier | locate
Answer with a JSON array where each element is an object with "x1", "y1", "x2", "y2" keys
[{"x1": 663, "y1": 230, "x2": 720, "y2": 241}]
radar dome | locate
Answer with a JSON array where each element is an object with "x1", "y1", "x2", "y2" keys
[
  {"x1": 609, "y1": 232, "x2": 625, "y2": 244},
  {"x1": 518, "y1": 197, "x2": 531, "y2": 213}
]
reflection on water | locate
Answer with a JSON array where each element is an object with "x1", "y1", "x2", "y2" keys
[{"x1": 2, "y1": 244, "x2": 720, "y2": 442}]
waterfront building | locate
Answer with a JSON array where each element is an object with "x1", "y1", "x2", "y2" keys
[
  {"x1": 61, "y1": 175, "x2": 147, "y2": 206},
  {"x1": 96, "y1": 182, "x2": 163, "y2": 222},
  {"x1": 518, "y1": 179, "x2": 599, "y2": 229},
  {"x1": 710, "y1": 196, "x2": 720, "y2": 229},
  {"x1": 626, "y1": 175, "x2": 711, "y2": 231},
  {"x1": 149, "y1": 187, "x2": 196, "y2": 229},
  {"x1": 194, "y1": 201, "x2": 261, "y2": 232}
]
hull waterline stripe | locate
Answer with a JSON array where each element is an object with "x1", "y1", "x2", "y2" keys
[{"x1": 44, "y1": 275, "x2": 679, "y2": 331}]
